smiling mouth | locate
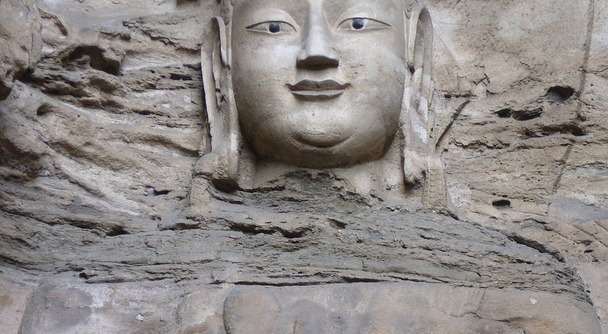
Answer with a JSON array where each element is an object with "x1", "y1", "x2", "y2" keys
[{"x1": 287, "y1": 80, "x2": 351, "y2": 100}]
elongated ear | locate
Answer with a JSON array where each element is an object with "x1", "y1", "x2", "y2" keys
[
  {"x1": 405, "y1": 3, "x2": 433, "y2": 154},
  {"x1": 194, "y1": 3, "x2": 241, "y2": 194},
  {"x1": 402, "y1": 4, "x2": 454, "y2": 215}
]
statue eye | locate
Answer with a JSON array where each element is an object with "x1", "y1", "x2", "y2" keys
[
  {"x1": 247, "y1": 21, "x2": 296, "y2": 34},
  {"x1": 337, "y1": 18, "x2": 390, "y2": 31},
  {"x1": 269, "y1": 22, "x2": 281, "y2": 33},
  {"x1": 351, "y1": 18, "x2": 367, "y2": 30}
]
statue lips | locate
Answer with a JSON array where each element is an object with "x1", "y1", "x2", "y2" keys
[{"x1": 287, "y1": 79, "x2": 351, "y2": 100}]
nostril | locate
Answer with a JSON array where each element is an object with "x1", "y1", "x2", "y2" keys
[{"x1": 296, "y1": 54, "x2": 339, "y2": 69}]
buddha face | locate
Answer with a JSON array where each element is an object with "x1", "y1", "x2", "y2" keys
[{"x1": 232, "y1": 0, "x2": 407, "y2": 168}]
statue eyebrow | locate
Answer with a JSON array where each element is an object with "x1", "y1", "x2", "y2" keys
[
  {"x1": 334, "y1": 6, "x2": 394, "y2": 27},
  {"x1": 242, "y1": 8, "x2": 299, "y2": 29}
]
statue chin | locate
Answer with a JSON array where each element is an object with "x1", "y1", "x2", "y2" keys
[
  {"x1": 293, "y1": 130, "x2": 350, "y2": 149},
  {"x1": 244, "y1": 113, "x2": 395, "y2": 168},
  {"x1": 240, "y1": 110, "x2": 398, "y2": 168}
]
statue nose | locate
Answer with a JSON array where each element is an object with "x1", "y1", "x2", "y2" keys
[{"x1": 297, "y1": 18, "x2": 339, "y2": 69}]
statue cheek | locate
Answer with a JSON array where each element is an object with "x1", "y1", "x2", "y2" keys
[
  {"x1": 335, "y1": 31, "x2": 405, "y2": 61},
  {"x1": 234, "y1": 38, "x2": 300, "y2": 70}
]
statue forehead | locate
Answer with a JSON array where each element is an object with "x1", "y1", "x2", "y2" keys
[{"x1": 229, "y1": 0, "x2": 404, "y2": 11}]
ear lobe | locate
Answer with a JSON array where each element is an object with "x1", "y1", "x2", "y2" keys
[
  {"x1": 402, "y1": 4, "x2": 455, "y2": 216},
  {"x1": 194, "y1": 12, "x2": 241, "y2": 195}
]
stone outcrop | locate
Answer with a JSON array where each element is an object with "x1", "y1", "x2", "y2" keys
[
  {"x1": 0, "y1": 0, "x2": 41, "y2": 100},
  {"x1": 1, "y1": 0, "x2": 607, "y2": 333}
]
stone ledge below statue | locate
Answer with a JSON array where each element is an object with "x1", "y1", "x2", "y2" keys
[
  {"x1": 1, "y1": 176, "x2": 603, "y2": 333},
  {"x1": 15, "y1": 278, "x2": 601, "y2": 334}
]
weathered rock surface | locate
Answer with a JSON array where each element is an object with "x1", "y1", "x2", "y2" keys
[
  {"x1": 1, "y1": 0, "x2": 607, "y2": 333},
  {"x1": 16, "y1": 280, "x2": 603, "y2": 334},
  {"x1": 0, "y1": 0, "x2": 41, "y2": 100}
]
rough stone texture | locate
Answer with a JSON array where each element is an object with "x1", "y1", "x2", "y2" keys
[
  {"x1": 579, "y1": 263, "x2": 608, "y2": 331},
  {"x1": 14, "y1": 278, "x2": 602, "y2": 334},
  {"x1": 177, "y1": 284, "x2": 601, "y2": 334},
  {"x1": 0, "y1": 269, "x2": 37, "y2": 334},
  {"x1": 1, "y1": 0, "x2": 607, "y2": 333},
  {"x1": 0, "y1": 0, "x2": 41, "y2": 100}
]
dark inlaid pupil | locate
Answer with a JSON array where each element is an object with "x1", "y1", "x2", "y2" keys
[
  {"x1": 352, "y1": 18, "x2": 365, "y2": 29},
  {"x1": 269, "y1": 22, "x2": 281, "y2": 33}
]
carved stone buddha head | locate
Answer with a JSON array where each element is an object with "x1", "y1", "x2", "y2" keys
[
  {"x1": 231, "y1": 0, "x2": 407, "y2": 168},
  {"x1": 194, "y1": 0, "x2": 449, "y2": 212}
]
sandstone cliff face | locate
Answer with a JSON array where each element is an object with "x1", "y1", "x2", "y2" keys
[{"x1": 0, "y1": 0, "x2": 607, "y2": 333}]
